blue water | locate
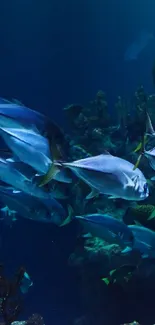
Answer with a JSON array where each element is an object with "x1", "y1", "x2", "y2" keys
[{"x1": 1, "y1": 0, "x2": 155, "y2": 324}]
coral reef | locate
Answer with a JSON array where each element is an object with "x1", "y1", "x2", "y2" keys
[
  {"x1": 64, "y1": 88, "x2": 155, "y2": 325},
  {"x1": 123, "y1": 204, "x2": 155, "y2": 227},
  {"x1": 12, "y1": 314, "x2": 45, "y2": 325}
]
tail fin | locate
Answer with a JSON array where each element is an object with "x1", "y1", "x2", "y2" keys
[
  {"x1": 133, "y1": 135, "x2": 145, "y2": 170},
  {"x1": 60, "y1": 205, "x2": 74, "y2": 227},
  {"x1": 39, "y1": 138, "x2": 63, "y2": 187}
]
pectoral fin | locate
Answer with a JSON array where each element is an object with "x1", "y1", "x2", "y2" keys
[
  {"x1": 108, "y1": 195, "x2": 119, "y2": 199},
  {"x1": 121, "y1": 246, "x2": 132, "y2": 254},
  {"x1": 123, "y1": 173, "x2": 134, "y2": 188}
]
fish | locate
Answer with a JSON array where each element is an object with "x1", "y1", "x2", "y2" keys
[
  {"x1": 0, "y1": 127, "x2": 72, "y2": 183},
  {"x1": 75, "y1": 213, "x2": 134, "y2": 250},
  {"x1": 0, "y1": 206, "x2": 17, "y2": 227},
  {"x1": 0, "y1": 98, "x2": 45, "y2": 130},
  {"x1": 0, "y1": 186, "x2": 68, "y2": 226},
  {"x1": 124, "y1": 30, "x2": 154, "y2": 61},
  {"x1": 128, "y1": 225, "x2": 155, "y2": 258},
  {"x1": 0, "y1": 97, "x2": 65, "y2": 143},
  {"x1": 0, "y1": 127, "x2": 52, "y2": 173},
  {"x1": 0, "y1": 158, "x2": 59, "y2": 200},
  {"x1": 20, "y1": 271, "x2": 33, "y2": 294},
  {"x1": 101, "y1": 264, "x2": 137, "y2": 286},
  {"x1": 44, "y1": 153, "x2": 149, "y2": 201}
]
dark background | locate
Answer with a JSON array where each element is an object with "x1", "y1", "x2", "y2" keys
[{"x1": 0, "y1": 1, "x2": 155, "y2": 324}]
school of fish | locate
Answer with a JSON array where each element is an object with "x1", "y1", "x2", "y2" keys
[{"x1": 1, "y1": 97, "x2": 155, "y2": 261}]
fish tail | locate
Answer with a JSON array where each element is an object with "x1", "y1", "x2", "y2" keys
[
  {"x1": 38, "y1": 138, "x2": 64, "y2": 187},
  {"x1": 133, "y1": 134, "x2": 146, "y2": 170},
  {"x1": 60, "y1": 205, "x2": 74, "y2": 227},
  {"x1": 101, "y1": 277, "x2": 110, "y2": 285}
]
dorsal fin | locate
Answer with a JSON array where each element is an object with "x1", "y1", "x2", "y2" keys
[{"x1": 102, "y1": 150, "x2": 112, "y2": 155}]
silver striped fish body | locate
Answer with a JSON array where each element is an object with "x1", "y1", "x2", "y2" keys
[{"x1": 62, "y1": 154, "x2": 149, "y2": 201}]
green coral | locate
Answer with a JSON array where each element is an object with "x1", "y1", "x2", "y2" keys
[{"x1": 129, "y1": 204, "x2": 155, "y2": 221}]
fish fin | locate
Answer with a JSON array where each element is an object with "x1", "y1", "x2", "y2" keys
[
  {"x1": 12, "y1": 98, "x2": 24, "y2": 106},
  {"x1": 81, "y1": 233, "x2": 93, "y2": 238},
  {"x1": 102, "y1": 150, "x2": 112, "y2": 155},
  {"x1": 121, "y1": 246, "x2": 132, "y2": 254},
  {"x1": 134, "y1": 142, "x2": 143, "y2": 153},
  {"x1": 6, "y1": 158, "x2": 14, "y2": 162},
  {"x1": 146, "y1": 179, "x2": 154, "y2": 187},
  {"x1": 147, "y1": 209, "x2": 155, "y2": 221},
  {"x1": 1, "y1": 206, "x2": 8, "y2": 212},
  {"x1": 134, "y1": 220, "x2": 143, "y2": 226},
  {"x1": 141, "y1": 253, "x2": 149, "y2": 259},
  {"x1": 86, "y1": 188, "x2": 99, "y2": 200},
  {"x1": 109, "y1": 269, "x2": 116, "y2": 276},
  {"x1": 108, "y1": 231, "x2": 117, "y2": 238},
  {"x1": 38, "y1": 139, "x2": 63, "y2": 187},
  {"x1": 101, "y1": 277, "x2": 110, "y2": 285},
  {"x1": 60, "y1": 205, "x2": 74, "y2": 227},
  {"x1": 134, "y1": 135, "x2": 147, "y2": 153},
  {"x1": 13, "y1": 190, "x2": 21, "y2": 194},
  {"x1": 38, "y1": 163, "x2": 60, "y2": 187},
  {"x1": 133, "y1": 133, "x2": 146, "y2": 170},
  {"x1": 146, "y1": 113, "x2": 155, "y2": 135},
  {"x1": 97, "y1": 208, "x2": 104, "y2": 214},
  {"x1": 123, "y1": 173, "x2": 135, "y2": 188},
  {"x1": 151, "y1": 176, "x2": 155, "y2": 181},
  {"x1": 108, "y1": 195, "x2": 119, "y2": 199},
  {"x1": 133, "y1": 154, "x2": 143, "y2": 170}
]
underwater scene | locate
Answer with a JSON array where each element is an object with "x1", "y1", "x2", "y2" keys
[{"x1": 2, "y1": 1, "x2": 155, "y2": 325}]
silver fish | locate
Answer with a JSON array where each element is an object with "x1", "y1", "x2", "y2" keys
[
  {"x1": 20, "y1": 271, "x2": 33, "y2": 294},
  {"x1": 0, "y1": 186, "x2": 67, "y2": 225},
  {"x1": 75, "y1": 213, "x2": 134, "y2": 250},
  {"x1": 0, "y1": 98, "x2": 65, "y2": 142},
  {"x1": 0, "y1": 127, "x2": 51, "y2": 173},
  {"x1": 0, "y1": 127, "x2": 72, "y2": 183},
  {"x1": 56, "y1": 153, "x2": 149, "y2": 201},
  {"x1": 128, "y1": 225, "x2": 155, "y2": 258},
  {"x1": 0, "y1": 158, "x2": 56, "y2": 200}
]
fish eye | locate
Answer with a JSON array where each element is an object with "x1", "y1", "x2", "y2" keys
[{"x1": 143, "y1": 183, "x2": 148, "y2": 194}]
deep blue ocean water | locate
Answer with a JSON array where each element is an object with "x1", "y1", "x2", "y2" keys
[{"x1": 1, "y1": 1, "x2": 155, "y2": 324}]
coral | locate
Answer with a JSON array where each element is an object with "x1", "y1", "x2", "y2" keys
[
  {"x1": 123, "y1": 204, "x2": 155, "y2": 227},
  {"x1": 64, "y1": 104, "x2": 84, "y2": 124},
  {"x1": 12, "y1": 315, "x2": 45, "y2": 325},
  {"x1": 69, "y1": 237, "x2": 142, "y2": 325}
]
